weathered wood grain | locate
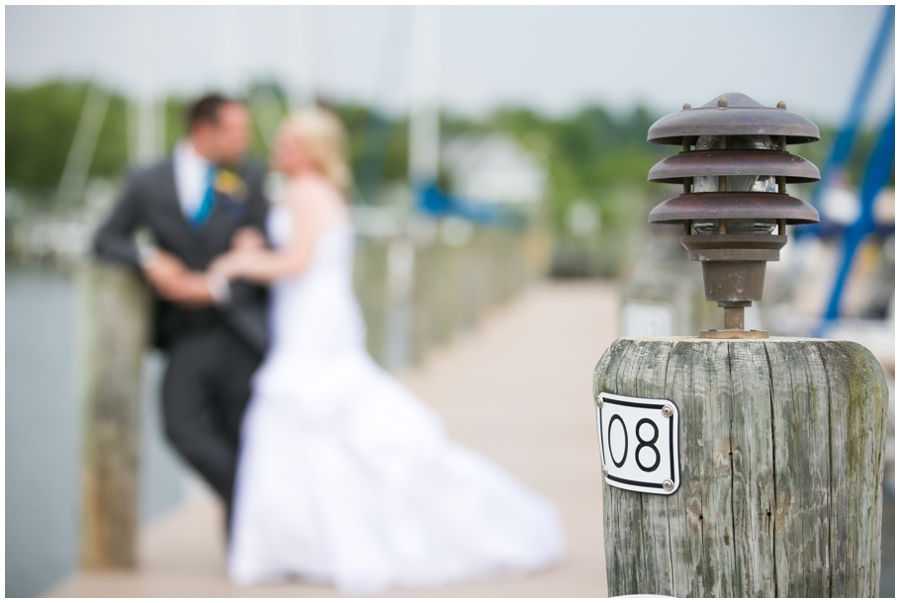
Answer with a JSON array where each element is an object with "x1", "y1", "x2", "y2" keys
[
  {"x1": 666, "y1": 339, "x2": 736, "y2": 597},
  {"x1": 78, "y1": 263, "x2": 150, "y2": 569},
  {"x1": 727, "y1": 342, "x2": 775, "y2": 596},
  {"x1": 594, "y1": 337, "x2": 888, "y2": 597},
  {"x1": 766, "y1": 341, "x2": 831, "y2": 596},
  {"x1": 822, "y1": 340, "x2": 888, "y2": 597}
]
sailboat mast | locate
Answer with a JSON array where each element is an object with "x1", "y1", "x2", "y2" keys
[{"x1": 408, "y1": 6, "x2": 441, "y2": 186}]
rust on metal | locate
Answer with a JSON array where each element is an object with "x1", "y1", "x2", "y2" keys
[
  {"x1": 648, "y1": 192, "x2": 819, "y2": 224},
  {"x1": 647, "y1": 92, "x2": 821, "y2": 146},
  {"x1": 648, "y1": 150, "x2": 820, "y2": 183},
  {"x1": 699, "y1": 328, "x2": 769, "y2": 339},
  {"x1": 645, "y1": 92, "x2": 821, "y2": 338}
]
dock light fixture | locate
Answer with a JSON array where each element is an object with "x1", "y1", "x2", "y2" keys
[{"x1": 646, "y1": 92, "x2": 821, "y2": 338}]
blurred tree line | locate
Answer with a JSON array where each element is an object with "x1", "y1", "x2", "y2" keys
[{"x1": 8, "y1": 79, "x2": 864, "y2": 274}]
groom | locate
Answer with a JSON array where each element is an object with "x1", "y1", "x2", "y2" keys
[{"x1": 93, "y1": 93, "x2": 269, "y2": 530}]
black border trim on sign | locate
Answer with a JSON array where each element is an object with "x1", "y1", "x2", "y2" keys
[
  {"x1": 607, "y1": 475, "x2": 666, "y2": 489},
  {"x1": 598, "y1": 392, "x2": 677, "y2": 487}
]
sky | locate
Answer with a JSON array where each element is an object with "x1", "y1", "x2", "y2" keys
[{"x1": 5, "y1": 5, "x2": 895, "y2": 125}]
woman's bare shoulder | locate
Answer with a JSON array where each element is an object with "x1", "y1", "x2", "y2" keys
[
  {"x1": 284, "y1": 174, "x2": 349, "y2": 222},
  {"x1": 286, "y1": 175, "x2": 341, "y2": 202}
]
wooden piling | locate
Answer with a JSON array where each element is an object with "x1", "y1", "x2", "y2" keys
[
  {"x1": 594, "y1": 337, "x2": 888, "y2": 597},
  {"x1": 77, "y1": 263, "x2": 150, "y2": 569}
]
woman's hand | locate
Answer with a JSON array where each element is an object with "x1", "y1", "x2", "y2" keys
[
  {"x1": 231, "y1": 226, "x2": 267, "y2": 251},
  {"x1": 209, "y1": 250, "x2": 256, "y2": 281}
]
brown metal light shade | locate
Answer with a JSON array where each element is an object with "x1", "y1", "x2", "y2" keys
[{"x1": 647, "y1": 92, "x2": 821, "y2": 339}]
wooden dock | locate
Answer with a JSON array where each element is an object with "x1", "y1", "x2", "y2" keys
[{"x1": 49, "y1": 280, "x2": 618, "y2": 597}]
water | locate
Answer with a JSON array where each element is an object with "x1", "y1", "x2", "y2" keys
[{"x1": 6, "y1": 266, "x2": 192, "y2": 597}]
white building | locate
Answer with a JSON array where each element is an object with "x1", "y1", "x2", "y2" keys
[{"x1": 441, "y1": 133, "x2": 547, "y2": 206}]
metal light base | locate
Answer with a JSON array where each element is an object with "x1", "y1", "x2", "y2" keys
[
  {"x1": 681, "y1": 233, "x2": 786, "y2": 338},
  {"x1": 699, "y1": 329, "x2": 769, "y2": 340}
]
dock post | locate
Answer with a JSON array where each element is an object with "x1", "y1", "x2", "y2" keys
[
  {"x1": 77, "y1": 262, "x2": 150, "y2": 569},
  {"x1": 594, "y1": 337, "x2": 887, "y2": 596},
  {"x1": 594, "y1": 93, "x2": 889, "y2": 597}
]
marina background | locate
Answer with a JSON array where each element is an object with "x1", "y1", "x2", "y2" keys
[{"x1": 6, "y1": 5, "x2": 894, "y2": 597}]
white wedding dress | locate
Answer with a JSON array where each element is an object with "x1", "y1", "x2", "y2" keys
[{"x1": 228, "y1": 199, "x2": 566, "y2": 592}]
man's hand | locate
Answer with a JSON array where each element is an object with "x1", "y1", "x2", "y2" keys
[
  {"x1": 142, "y1": 250, "x2": 187, "y2": 295},
  {"x1": 142, "y1": 250, "x2": 215, "y2": 307},
  {"x1": 160, "y1": 273, "x2": 217, "y2": 307}
]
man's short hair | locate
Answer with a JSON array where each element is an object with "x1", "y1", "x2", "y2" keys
[{"x1": 186, "y1": 93, "x2": 240, "y2": 131}]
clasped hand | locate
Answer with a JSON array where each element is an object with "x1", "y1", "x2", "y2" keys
[
  {"x1": 207, "y1": 226, "x2": 267, "y2": 281},
  {"x1": 143, "y1": 251, "x2": 214, "y2": 307},
  {"x1": 143, "y1": 226, "x2": 266, "y2": 307}
]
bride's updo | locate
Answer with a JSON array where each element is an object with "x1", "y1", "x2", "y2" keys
[{"x1": 282, "y1": 107, "x2": 351, "y2": 193}]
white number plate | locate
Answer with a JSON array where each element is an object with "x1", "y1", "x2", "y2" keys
[{"x1": 596, "y1": 392, "x2": 680, "y2": 495}]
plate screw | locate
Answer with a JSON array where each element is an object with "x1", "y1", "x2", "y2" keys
[
  {"x1": 602, "y1": 466, "x2": 609, "y2": 476},
  {"x1": 662, "y1": 479, "x2": 674, "y2": 491},
  {"x1": 596, "y1": 395, "x2": 603, "y2": 407},
  {"x1": 662, "y1": 404, "x2": 674, "y2": 417}
]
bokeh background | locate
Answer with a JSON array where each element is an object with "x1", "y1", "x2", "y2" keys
[{"x1": 6, "y1": 5, "x2": 895, "y2": 597}]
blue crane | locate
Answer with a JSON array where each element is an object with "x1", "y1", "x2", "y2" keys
[{"x1": 795, "y1": 6, "x2": 895, "y2": 336}]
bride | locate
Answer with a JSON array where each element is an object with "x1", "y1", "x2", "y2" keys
[{"x1": 209, "y1": 108, "x2": 565, "y2": 592}]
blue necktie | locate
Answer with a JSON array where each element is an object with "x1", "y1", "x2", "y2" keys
[{"x1": 190, "y1": 167, "x2": 217, "y2": 228}]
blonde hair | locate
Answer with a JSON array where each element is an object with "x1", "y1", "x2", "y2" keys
[{"x1": 282, "y1": 107, "x2": 351, "y2": 192}]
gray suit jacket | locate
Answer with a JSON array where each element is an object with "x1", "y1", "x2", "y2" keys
[{"x1": 93, "y1": 157, "x2": 270, "y2": 355}]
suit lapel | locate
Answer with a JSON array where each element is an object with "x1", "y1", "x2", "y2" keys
[
  {"x1": 157, "y1": 158, "x2": 253, "y2": 259},
  {"x1": 161, "y1": 158, "x2": 186, "y2": 221},
  {"x1": 204, "y1": 190, "x2": 232, "y2": 249},
  {"x1": 205, "y1": 164, "x2": 254, "y2": 250}
]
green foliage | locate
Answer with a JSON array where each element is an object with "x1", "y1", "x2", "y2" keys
[
  {"x1": 334, "y1": 103, "x2": 371, "y2": 174},
  {"x1": 6, "y1": 81, "x2": 132, "y2": 201},
  {"x1": 14, "y1": 79, "x2": 882, "y2": 243},
  {"x1": 339, "y1": 105, "x2": 411, "y2": 201},
  {"x1": 15, "y1": 78, "x2": 888, "y2": 277},
  {"x1": 162, "y1": 96, "x2": 190, "y2": 153},
  {"x1": 484, "y1": 104, "x2": 668, "y2": 243},
  {"x1": 7, "y1": 81, "x2": 90, "y2": 194},
  {"x1": 90, "y1": 93, "x2": 129, "y2": 180}
]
